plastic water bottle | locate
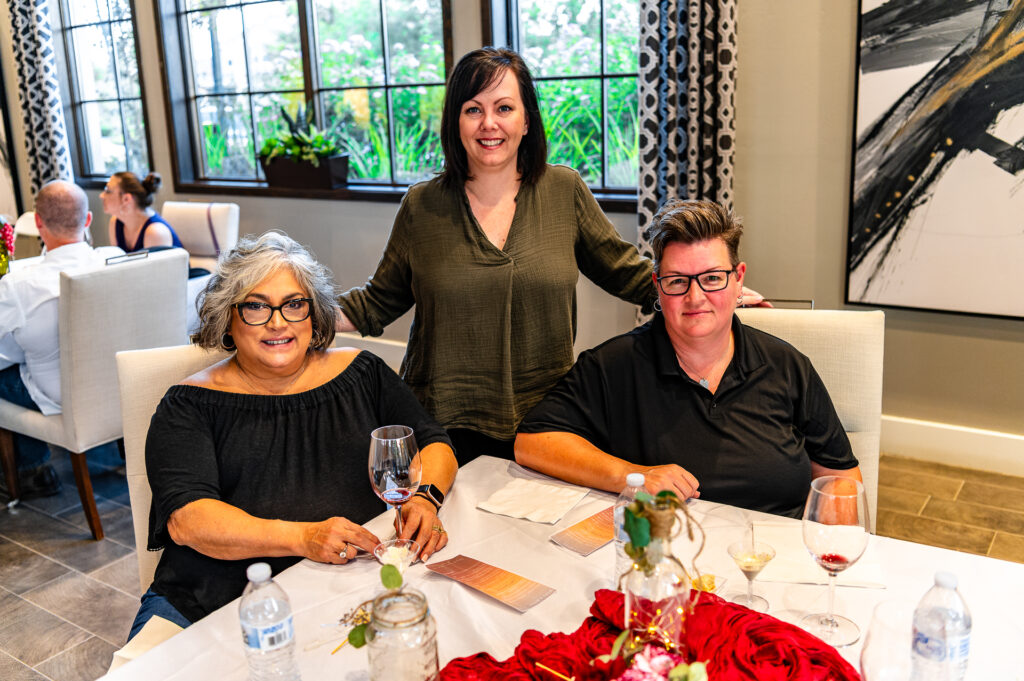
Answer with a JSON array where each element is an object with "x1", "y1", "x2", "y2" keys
[
  {"x1": 911, "y1": 571, "x2": 971, "y2": 681},
  {"x1": 613, "y1": 473, "x2": 646, "y2": 587},
  {"x1": 239, "y1": 562, "x2": 301, "y2": 681}
]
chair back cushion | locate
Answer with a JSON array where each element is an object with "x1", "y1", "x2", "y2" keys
[
  {"x1": 59, "y1": 249, "x2": 189, "y2": 451},
  {"x1": 737, "y1": 308, "x2": 884, "y2": 529},
  {"x1": 117, "y1": 344, "x2": 229, "y2": 592},
  {"x1": 160, "y1": 201, "x2": 239, "y2": 261},
  {"x1": 333, "y1": 332, "x2": 407, "y2": 373}
]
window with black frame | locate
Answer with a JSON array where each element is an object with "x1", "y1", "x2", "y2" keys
[
  {"x1": 168, "y1": 0, "x2": 449, "y2": 187},
  {"x1": 58, "y1": 0, "x2": 151, "y2": 179},
  {"x1": 493, "y1": 0, "x2": 639, "y2": 193}
]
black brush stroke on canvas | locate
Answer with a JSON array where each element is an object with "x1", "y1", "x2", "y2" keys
[{"x1": 850, "y1": 0, "x2": 1024, "y2": 296}]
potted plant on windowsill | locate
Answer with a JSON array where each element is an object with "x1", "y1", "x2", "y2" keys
[{"x1": 258, "y1": 102, "x2": 349, "y2": 190}]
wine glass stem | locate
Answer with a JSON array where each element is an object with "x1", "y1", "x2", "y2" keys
[
  {"x1": 395, "y1": 504, "x2": 404, "y2": 535},
  {"x1": 826, "y1": 571, "x2": 837, "y2": 625},
  {"x1": 747, "y1": 577, "x2": 754, "y2": 604}
]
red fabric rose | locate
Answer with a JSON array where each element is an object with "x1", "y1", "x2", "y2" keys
[{"x1": 440, "y1": 588, "x2": 859, "y2": 681}]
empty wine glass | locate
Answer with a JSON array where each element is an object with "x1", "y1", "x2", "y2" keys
[
  {"x1": 800, "y1": 475, "x2": 870, "y2": 646},
  {"x1": 368, "y1": 425, "x2": 422, "y2": 536},
  {"x1": 727, "y1": 539, "x2": 776, "y2": 612},
  {"x1": 860, "y1": 600, "x2": 915, "y2": 681}
]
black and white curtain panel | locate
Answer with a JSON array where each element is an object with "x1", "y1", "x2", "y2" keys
[
  {"x1": 7, "y1": 0, "x2": 72, "y2": 192},
  {"x1": 637, "y1": 0, "x2": 737, "y2": 262}
]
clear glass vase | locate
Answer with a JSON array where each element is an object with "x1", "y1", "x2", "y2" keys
[
  {"x1": 366, "y1": 587, "x2": 438, "y2": 681},
  {"x1": 622, "y1": 501, "x2": 693, "y2": 654}
]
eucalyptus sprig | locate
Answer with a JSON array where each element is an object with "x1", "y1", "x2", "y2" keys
[
  {"x1": 346, "y1": 564, "x2": 403, "y2": 648},
  {"x1": 620, "y1": 490, "x2": 706, "y2": 586}
]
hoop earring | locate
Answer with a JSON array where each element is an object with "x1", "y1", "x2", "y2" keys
[
  {"x1": 736, "y1": 294, "x2": 744, "y2": 307},
  {"x1": 653, "y1": 298, "x2": 662, "y2": 312},
  {"x1": 221, "y1": 333, "x2": 236, "y2": 351}
]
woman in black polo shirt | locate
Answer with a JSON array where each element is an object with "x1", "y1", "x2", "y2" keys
[{"x1": 515, "y1": 200, "x2": 861, "y2": 518}]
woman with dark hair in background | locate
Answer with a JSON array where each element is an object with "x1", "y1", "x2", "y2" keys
[
  {"x1": 336, "y1": 47, "x2": 702, "y2": 463},
  {"x1": 103, "y1": 171, "x2": 183, "y2": 252}
]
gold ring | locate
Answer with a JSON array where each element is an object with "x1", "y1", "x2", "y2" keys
[{"x1": 432, "y1": 525, "x2": 444, "y2": 534}]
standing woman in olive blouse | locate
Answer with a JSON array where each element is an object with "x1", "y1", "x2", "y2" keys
[{"x1": 337, "y1": 47, "x2": 759, "y2": 462}]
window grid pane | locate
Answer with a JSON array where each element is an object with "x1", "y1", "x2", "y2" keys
[
  {"x1": 173, "y1": 0, "x2": 448, "y2": 186},
  {"x1": 517, "y1": 0, "x2": 638, "y2": 192},
  {"x1": 62, "y1": 0, "x2": 150, "y2": 178}
]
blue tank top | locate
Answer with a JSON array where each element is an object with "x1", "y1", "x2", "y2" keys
[{"x1": 114, "y1": 213, "x2": 183, "y2": 252}]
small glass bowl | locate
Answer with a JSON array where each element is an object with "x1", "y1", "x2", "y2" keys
[{"x1": 373, "y1": 538, "x2": 420, "y2": 573}]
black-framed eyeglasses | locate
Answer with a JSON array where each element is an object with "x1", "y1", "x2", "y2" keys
[
  {"x1": 233, "y1": 298, "x2": 313, "y2": 325},
  {"x1": 655, "y1": 269, "x2": 736, "y2": 296}
]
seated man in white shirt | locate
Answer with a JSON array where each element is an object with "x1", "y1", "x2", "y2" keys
[{"x1": 0, "y1": 180, "x2": 124, "y2": 497}]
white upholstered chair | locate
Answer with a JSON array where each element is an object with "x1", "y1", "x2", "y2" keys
[
  {"x1": 737, "y1": 308, "x2": 885, "y2": 530},
  {"x1": 0, "y1": 249, "x2": 190, "y2": 539},
  {"x1": 334, "y1": 332, "x2": 407, "y2": 373},
  {"x1": 116, "y1": 344, "x2": 228, "y2": 592},
  {"x1": 160, "y1": 201, "x2": 240, "y2": 333}
]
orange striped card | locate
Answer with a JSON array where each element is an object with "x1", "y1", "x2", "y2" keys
[
  {"x1": 425, "y1": 555, "x2": 555, "y2": 612},
  {"x1": 550, "y1": 506, "x2": 615, "y2": 556}
]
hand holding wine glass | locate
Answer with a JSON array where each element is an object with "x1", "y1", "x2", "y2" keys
[
  {"x1": 368, "y1": 425, "x2": 422, "y2": 536},
  {"x1": 800, "y1": 475, "x2": 870, "y2": 646}
]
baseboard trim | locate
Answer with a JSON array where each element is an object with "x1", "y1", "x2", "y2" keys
[{"x1": 881, "y1": 415, "x2": 1024, "y2": 477}]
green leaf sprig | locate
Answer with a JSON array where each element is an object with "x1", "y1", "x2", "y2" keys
[{"x1": 347, "y1": 564, "x2": 402, "y2": 648}]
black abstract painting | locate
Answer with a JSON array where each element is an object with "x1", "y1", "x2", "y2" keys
[{"x1": 848, "y1": 0, "x2": 1024, "y2": 318}]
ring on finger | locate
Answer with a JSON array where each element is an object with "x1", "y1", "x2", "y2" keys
[
  {"x1": 432, "y1": 525, "x2": 446, "y2": 535},
  {"x1": 340, "y1": 543, "x2": 351, "y2": 558}
]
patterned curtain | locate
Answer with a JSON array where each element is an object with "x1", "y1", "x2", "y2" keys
[
  {"x1": 7, "y1": 0, "x2": 73, "y2": 192},
  {"x1": 636, "y1": 0, "x2": 737, "y2": 263}
]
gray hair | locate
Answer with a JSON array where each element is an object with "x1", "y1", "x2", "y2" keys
[
  {"x1": 35, "y1": 180, "x2": 89, "y2": 236},
  {"x1": 192, "y1": 231, "x2": 338, "y2": 351}
]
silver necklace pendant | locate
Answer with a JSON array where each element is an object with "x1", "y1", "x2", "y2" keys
[{"x1": 699, "y1": 377, "x2": 710, "y2": 389}]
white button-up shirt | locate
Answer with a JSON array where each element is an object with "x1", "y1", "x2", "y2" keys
[{"x1": 0, "y1": 242, "x2": 124, "y2": 414}]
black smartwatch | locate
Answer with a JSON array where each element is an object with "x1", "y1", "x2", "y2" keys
[{"x1": 414, "y1": 483, "x2": 445, "y2": 510}]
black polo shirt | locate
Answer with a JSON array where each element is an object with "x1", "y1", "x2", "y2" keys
[{"x1": 518, "y1": 314, "x2": 857, "y2": 518}]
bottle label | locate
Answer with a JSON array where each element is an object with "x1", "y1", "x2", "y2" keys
[
  {"x1": 614, "y1": 506, "x2": 628, "y2": 543},
  {"x1": 912, "y1": 629, "x2": 969, "y2": 662},
  {"x1": 242, "y1": 615, "x2": 294, "y2": 652}
]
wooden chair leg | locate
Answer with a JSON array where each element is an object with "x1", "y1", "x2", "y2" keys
[
  {"x1": 0, "y1": 428, "x2": 19, "y2": 503},
  {"x1": 69, "y1": 451, "x2": 104, "y2": 540}
]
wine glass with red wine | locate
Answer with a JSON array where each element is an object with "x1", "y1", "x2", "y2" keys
[
  {"x1": 799, "y1": 475, "x2": 870, "y2": 646},
  {"x1": 368, "y1": 425, "x2": 422, "y2": 536}
]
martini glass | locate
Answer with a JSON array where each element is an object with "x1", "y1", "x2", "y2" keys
[{"x1": 727, "y1": 540, "x2": 776, "y2": 612}]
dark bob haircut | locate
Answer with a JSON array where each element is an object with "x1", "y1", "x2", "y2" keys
[
  {"x1": 645, "y1": 200, "x2": 744, "y2": 273},
  {"x1": 439, "y1": 47, "x2": 547, "y2": 188}
]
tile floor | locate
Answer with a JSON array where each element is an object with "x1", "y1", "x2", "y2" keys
[{"x1": 1, "y1": 453, "x2": 1023, "y2": 679}]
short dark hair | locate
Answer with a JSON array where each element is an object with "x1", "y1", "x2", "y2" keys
[
  {"x1": 439, "y1": 47, "x2": 547, "y2": 189},
  {"x1": 113, "y1": 171, "x2": 162, "y2": 209},
  {"x1": 645, "y1": 200, "x2": 743, "y2": 272},
  {"x1": 192, "y1": 231, "x2": 338, "y2": 352}
]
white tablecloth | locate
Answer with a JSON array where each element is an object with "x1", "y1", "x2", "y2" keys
[{"x1": 101, "y1": 456, "x2": 1024, "y2": 680}]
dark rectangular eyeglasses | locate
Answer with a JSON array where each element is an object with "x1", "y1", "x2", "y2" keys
[
  {"x1": 655, "y1": 269, "x2": 736, "y2": 296},
  {"x1": 233, "y1": 298, "x2": 313, "y2": 325}
]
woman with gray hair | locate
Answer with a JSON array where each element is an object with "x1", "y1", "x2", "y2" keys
[{"x1": 131, "y1": 231, "x2": 456, "y2": 638}]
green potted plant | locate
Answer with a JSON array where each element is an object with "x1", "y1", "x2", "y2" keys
[{"x1": 258, "y1": 102, "x2": 349, "y2": 189}]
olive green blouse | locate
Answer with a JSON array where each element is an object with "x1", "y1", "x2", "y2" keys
[{"x1": 339, "y1": 165, "x2": 656, "y2": 439}]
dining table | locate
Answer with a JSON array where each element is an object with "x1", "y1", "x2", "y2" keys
[{"x1": 99, "y1": 455, "x2": 1024, "y2": 680}]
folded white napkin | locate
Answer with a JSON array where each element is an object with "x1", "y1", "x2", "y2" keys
[
  {"x1": 477, "y1": 477, "x2": 589, "y2": 524},
  {"x1": 751, "y1": 521, "x2": 886, "y2": 589}
]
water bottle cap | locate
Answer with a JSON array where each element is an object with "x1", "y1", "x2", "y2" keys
[
  {"x1": 626, "y1": 473, "x2": 645, "y2": 487},
  {"x1": 934, "y1": 571, "x2": 957, "y2": 589},
  {"x1": 247, "y1": 562, "x2": 272, "y2": 583}
]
